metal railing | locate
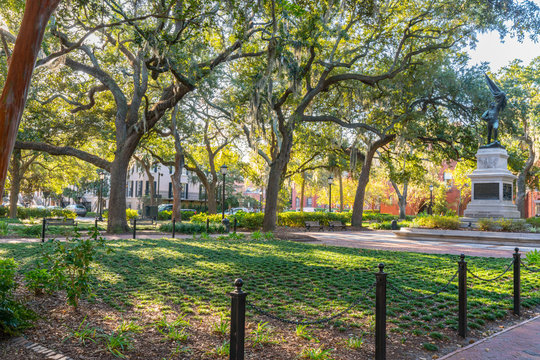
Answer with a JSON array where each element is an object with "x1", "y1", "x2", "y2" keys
[{"x1": 227, "y1": 248, "x2": 533, "y2": 360}]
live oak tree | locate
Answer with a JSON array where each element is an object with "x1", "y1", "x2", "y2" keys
[
  {"x1": 232, "y1": 0, "x2": 539, "y2": 231},
  {"x1": 14, "y1": 0, "x2": 263, "y2": 232}
]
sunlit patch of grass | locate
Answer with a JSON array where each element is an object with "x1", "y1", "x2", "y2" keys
[{"x1": 1, "y1": 237, "x2": 539, "y2": 353}]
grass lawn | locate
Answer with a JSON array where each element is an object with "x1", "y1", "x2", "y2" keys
[{"x1": 1, "y1": 236, "x2": 539, "y2": 359}]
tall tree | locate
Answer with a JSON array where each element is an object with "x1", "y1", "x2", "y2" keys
[{"x1": 0, "y1": 0, "x2": 61, "y2": 198}]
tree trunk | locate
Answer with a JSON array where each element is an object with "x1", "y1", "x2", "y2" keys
[
  {"x1": 263, "y1": 131, "x2": 293, "y2": 232},
  {"x1": 8, "y1": 149, "x2": 21, "y2": 218},
  {"x1": 172, "y1": 152, "x2": 184, "y2": 221},
  {"x1": 207, "y1": 181, "x2": 217, "y2": 214},
  {"x1": 351, "y1": 135, "x2": 395, "y2": 227},
  {"x1": 300, "y1": 171, "x2": 305, "y2": 212},
  {"x1": 516, "y1": 135, "x2": 535, "y2": 218},
  {"x1": 107, "y1": 156, "x2": 130, "y2": 233},
  {"x1": 0, "y1": 0, "x2": 61, "y2": 198},
  {"x1": 339, "y1": 171, "x2": 343, "y2": 212}
]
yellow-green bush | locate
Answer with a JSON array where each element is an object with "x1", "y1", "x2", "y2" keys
[
  {"x1": 478, "y1": 218, "x2": 529, "y2": 232},
  {"x1": 413, "y1": 215, "x2": 460, "y2": 230},
  {"x1": 103, "y1": 208, "x2": 139, "y2": 221}
]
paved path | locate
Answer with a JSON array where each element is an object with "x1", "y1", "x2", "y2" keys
[
  {"x1": 295, "y1": 230, "x2": 540, "y2": 258},
  {"x1": 440, "y1": 315, "x2": 540, "y2": 360},
  {"x1": 1, "y1": 229, "x2": 539, "y2": 258}
]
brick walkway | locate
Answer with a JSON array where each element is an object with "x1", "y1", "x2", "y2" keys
[{"x1": 440, "y1": 315, "x2": 540, "y2": 360}]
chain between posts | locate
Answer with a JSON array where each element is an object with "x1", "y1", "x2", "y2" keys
[
  {"x1": 520, "y1": 260, "x2": 540, "y2": 273},
  {"x1": 246, "y1": 283, "x2": 376, "y2": 326},
  {"x1": 387, "y1": 270, "x2": 458, "y2": 301},
  {"x1": 466, "y1": 258, "x2": 515, "y2": 282}
]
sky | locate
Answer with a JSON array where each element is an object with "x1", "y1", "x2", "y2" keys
[{"x1": 467, "y1": 0, "x2": 540, "y2": 71}]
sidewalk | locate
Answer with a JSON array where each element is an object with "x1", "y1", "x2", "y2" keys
[{"x1": 440, "y1": 315, "x2": 540, "y2": 359}]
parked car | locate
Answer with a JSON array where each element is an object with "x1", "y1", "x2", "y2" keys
[
  {"x1": 65, "y1": 204, "x2": 87, "y2": 217},
  {"x1": 158, "y1": 204, "x2": 197, "y2": 214},
  {"x1": 225, "y1": 207, "x2": 250, "y2": 215}
]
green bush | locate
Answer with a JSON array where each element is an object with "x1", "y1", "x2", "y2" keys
[
  {"x1": 24, "y1": 268, "x2": 57, "y2": 296},
  {"x1": 15, "y1": 207, "x2": 76, "y2": 220},
  {"x1": 0, "y1": 258, "x2": 33, "y2": 335},
  {"x1": 368, "y1": 221, "x2": 413, "y2": 230},
  {"x1": 103, "y1": 209, "x2": 139, "y2": 221},
  {"x1": 478, "y1": 218, "x2": 530, "y2": 232},
  {"x1": 159, "y1": 222, "x2": 226, "y2": 234},
  {"x1": 0, "y1": 206, "x2": 7, "y2": 218},
  {"x1": 413, "y1": 214, "x2": 460, "y2": 230},
  {"x1": 158, "y1": 210, "x2": 196, "y2": 221},
  {"x1": 526, "y1": 217, "x2": 540, "y2": 228},
  {"x1": 191, "y1": 213, "x2": 223, "y2": 224},
  {"x1": 38, "y1": 229, "x2": 107, "y2": 307}
]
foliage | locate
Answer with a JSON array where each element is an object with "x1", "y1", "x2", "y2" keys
[
  {"x1": 16, "y1": 207, "x2": 76, "y2": 220},
  {"x1": 477, "y1": 218, "x2": 530, "y2": 233},
  {"x1": 300, "y1": 347, "x2": 333, "y2": 359},
  {"x1": 432, "y1": 185, "x2": 450, "y2": 215},
  {"x1": 103, "y1": 209, "x2": 138, "y2": 221},
  {"x1": 0, "y1": 258, "x2": 33, "y2": 335},
  {"x1": 3, "y1": 238, "x2": 540, "y2": 353},
  {"x1": 525, "y1": 249, "x2": 540, "y2": 266},
  {"x1": 413, "y1": 215, "x2": 460, "y2": 230},
  {"x1": 159, "y1": 222, "x2": 226, "y2": 234},
  {"x1": 0, "y1": 205, "x2": 7, "y2": 217},
  {"x1": 35, "y1": 229, "x2": 107, "y2": 307},
  {"x1": 158, "y1": 210, "x2": 196, "y2": 221},
  {"x1": 24, "y1": 268, "x2": 57, "y2": 296},
  {"x1": 526, "y1": 217, "x2": 540, "y2": 228},
  {"x1": 368, "y1": 221, "x2": 413, "y2": 230}
]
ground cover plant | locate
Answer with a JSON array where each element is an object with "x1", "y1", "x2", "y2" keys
[{"x1": 0, "y1": 238, "x2": 538, "y2": 359}]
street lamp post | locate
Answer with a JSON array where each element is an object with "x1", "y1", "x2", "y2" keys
[
  {"x1": 327, "y1": 175, "x2": 334, "y2": 212},
  {"x1": 220, "y1": 165, "x2": 228, "y2": 219},
  {"x1": 98, "y1": 171, "x2": 105, "y2": 221},
  {"x1": 429, "y1": 185, "x2": 434, "y2": 215}
]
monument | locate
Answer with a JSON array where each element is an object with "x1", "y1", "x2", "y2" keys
[{"x1": 463, "y1": 74, "x2": 520, "y2": 219}]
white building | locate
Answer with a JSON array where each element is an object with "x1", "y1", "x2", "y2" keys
[{"x1": 125, "y1": 164, "x2": 204, "y2": 210}]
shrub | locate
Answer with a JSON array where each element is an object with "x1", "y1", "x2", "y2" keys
[
  {"x1": 368, "y1": 221, "x2": 412, "y2": 230},
  {"x1": 478, "y1": 218, "x2": 530, "y2": 232},
  {"x1": 191, "y1": 213, "x2": 223, "y2": 224},
  {"x1": 526, "y1": 217, "x2": 540, "y2": 228},
  {"x1": 24, "y1": 268, "x2": 57, "y2": 296},
  {"x1": 413, "y1": 214, "x2": 460, "y2": 230},
  {"x1": 158, "y1": 210, "x2": 196, "y2": 221},
  {"x1": 15, "y1": 207, "x2": 76, "y2": 220},
  {"x1": 159, "y1": 222, "x2": 226, "y2": 234},
  {"x1": 103, "y1": 209, "x2": 139, "y2": 221},
  {"x1": 0, "y1": 258, "x2": 34, "y2": 335},
  {"x1": 0, "y1": 205, "x2": 7, "y2": 218},
  {"x1": 38, "y1": 229, "x2": 107, "y2": 307}
]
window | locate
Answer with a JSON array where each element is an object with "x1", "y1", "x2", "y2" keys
[
  {"x1": 169, "y1": 166, "x2": 173, "y2": 174},
  {"x1": 295, "y1": 197, "x2": 300, "y2": 208},
  {"x1": 128, "y1": 181, "x2": 134, "y2": 197},
  {"x1": 145, "y1": 181, "x2": 150, "y2": 195},
  {"x1": 307, "y1": 197, "x2": 313, "y2": 207},
  {"x1": 168, "y1": 182, "x2": 173, "y2": 199},
  {"x1": 183, "y1": 183, "x2": 189, "y2": 199}
]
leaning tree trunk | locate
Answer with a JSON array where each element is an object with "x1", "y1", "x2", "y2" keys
[
  {"x1": 8, "y1": 149, "x2": 22, "y2": 219},
  {"x1": 516, "y1": 135, "x2": 535, "y2": 218},
  {"x1": 0, "y1": 0, "x2": 61, "y2": 198},
  {"x1": 351, "y1": 135, "x2": 395, "y2": 227},
  {"x1": 262, "y1": 132, "x2": 293, "y2": 232}
]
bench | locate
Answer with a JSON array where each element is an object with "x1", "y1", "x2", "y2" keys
[
  {"x1": 328, "y1": 221, "x2": 346, "y2": 231},
  {"x1": 130, "y1": 218, "x2": 155, "y2": 239},
  {"x1": 41, "y1": 218, "x2": 77, "y2": 242},
  {"x1": 305, "y1": 221, "x2": 324, "y2": 232}
]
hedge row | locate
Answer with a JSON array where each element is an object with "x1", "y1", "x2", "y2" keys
[
  {"x1": 0, "y1": 207, "x2": 77, "y2": 220},
  {"x1": 159, "y1": 222, "x2": 226, "y2": 234},
  {"x1": 189, "y1": 210, "x2": 408, "y2": 230},
  {"x1": 412, "y1": 214, "x2": 461, "y2": 230},
  {"x1": 158, "y1": 210, "x2": 196, "y2": 221}
]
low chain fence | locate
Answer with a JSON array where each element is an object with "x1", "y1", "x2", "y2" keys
[{"x1": 227, "y1": 247, "x2": 538, "y2": 360}]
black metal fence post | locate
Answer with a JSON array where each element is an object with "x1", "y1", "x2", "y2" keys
[
  {"x1": 375, "y1": 263, "x2": 387, "y2": 360},
  {"x1": 458, "y1": 254, "x2": 467, "y2": 338},
  {"x1": 233, "y1": 217, "x2": 237, "y2": 233},
  {"x1": 133, "y1": 219, "x2": 137, "y2": 239},
  {"x1": 229, "y1": 279, "x2": 247, "y2": 360},
  {"x1": 172, "y1": 219, "x2": 176, "y2": 238},
  {"x1": 513, "y1": 247, "x2": 521, "y2": 316},
  {"x1": 41, "y1": 218, "x2": 46, "y2": 243},
  {"x1": 206, "y1": 218, "x2": 209, "y2": 233}
]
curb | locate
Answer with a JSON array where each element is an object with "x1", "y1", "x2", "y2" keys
[
  {"x1": 9, "y1": 337, "x2": 73, "y2": 360},
  {"x1": 438, "y1": 314, "x2": 540, "y2": 360}
]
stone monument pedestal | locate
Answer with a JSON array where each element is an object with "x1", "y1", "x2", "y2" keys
[{"x1": 463, "y1": 146, "x2": 520, "y2": 219}]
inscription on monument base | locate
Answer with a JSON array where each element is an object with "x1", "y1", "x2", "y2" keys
[{"x1": 474, "y1": 183, "x2": 499, "y2": 200}]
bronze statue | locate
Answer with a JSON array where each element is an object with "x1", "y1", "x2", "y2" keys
[{"x1": 481, "y1": 74, "x2": 507, "y2": 145}]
